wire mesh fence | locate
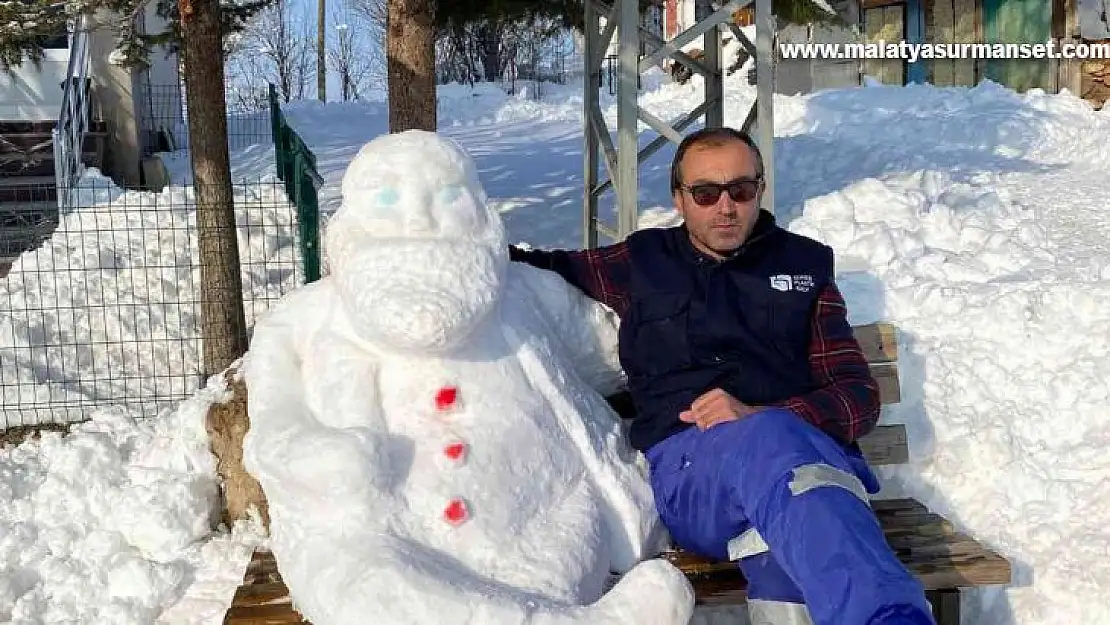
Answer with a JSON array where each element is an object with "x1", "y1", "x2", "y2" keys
[
  {"x1": 136, "y1": 81, "x2": 274, "y2": 156},
  {"x1": 0, "y1": 176, "x2": 309, "y2": 429}
]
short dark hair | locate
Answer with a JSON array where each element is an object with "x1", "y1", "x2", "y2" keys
[{"x1": 669, "y1": 126, "x2": 764, "y2": 194}]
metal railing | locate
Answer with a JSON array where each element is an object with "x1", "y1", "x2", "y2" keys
[
  {"x1": 269, "y1": 83, "x2": 322, "y2": 283},
  {"x1": 51, "y1": 13, "x2": 91, "y2": 213}
]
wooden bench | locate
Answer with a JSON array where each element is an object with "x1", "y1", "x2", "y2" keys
[{"x1": 221, "y1": 322, "x2": 1011, "y2": 625}]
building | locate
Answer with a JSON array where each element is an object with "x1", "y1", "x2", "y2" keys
[
  {"x1": 0, "y1": 7, "x2": 181, "y2": 192},
  {"x1": 861, "y1": 0, "x2": 1109, "y2": 107}
]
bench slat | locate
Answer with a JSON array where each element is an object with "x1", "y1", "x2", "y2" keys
[
  {"x1": 854, "y1": 322, "x2": 898, "y2": 364},
  {"x1": 871, "y1": 362, "x2": 901, "y2": 404},
  {"x1": 859, "y1": 423, "x2": 908, "y2": 465}
]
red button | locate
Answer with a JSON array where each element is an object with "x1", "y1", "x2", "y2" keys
[
  {"x1": 443, "y1": 498, "x2": 468, "y2": 525},
  {"x1": 443, "y1": 442, "x2": 466, "y2": 461},
  {"x1": 435, "y1": 386, "x2": 458, "y2": 411}
]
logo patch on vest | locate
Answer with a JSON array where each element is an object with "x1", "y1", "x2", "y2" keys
[{"x1": 770, "y1": 274, "x2": 814, "y2": 292}]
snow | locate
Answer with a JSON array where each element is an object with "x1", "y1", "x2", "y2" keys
[
  {"x1": 0, "y1": 372, "x2": 265, "y2": 624},
  {"x1": 3, "y1": 31, "x2": 1110, "y2": 625}
]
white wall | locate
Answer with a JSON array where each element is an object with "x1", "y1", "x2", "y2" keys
[{"x1": 0, "y1": 49, "x2": 70, "y2": 121}]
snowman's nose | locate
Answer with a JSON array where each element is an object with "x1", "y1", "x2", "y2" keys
[{"x1": 407, "y1": 205, "x2": 437, "y2": 235}]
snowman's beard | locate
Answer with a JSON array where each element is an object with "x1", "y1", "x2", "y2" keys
[{"x1": 332, "y1": 239, "x2": 507, "y2": 354}]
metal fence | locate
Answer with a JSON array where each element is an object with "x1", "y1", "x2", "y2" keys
[
  {"x1": 269, "y1": 83, "x2": 322, "y2": 282},
  {"x1": 0, "y1": 176, "x2": 308, "y2": 429},
  {"x1": 136, "y1": 81, "x2": 274, "y2": 156}
]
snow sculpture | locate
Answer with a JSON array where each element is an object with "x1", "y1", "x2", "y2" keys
[{"x1": 241, "y1": 130, "x2": 695, "y2": 625}]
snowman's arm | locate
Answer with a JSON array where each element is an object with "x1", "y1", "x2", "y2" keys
[
  {"x1": 242, "y1": 286, "x2": 392, "y2": 515},
  {"x1": 588, "y1": 434, "x2": 672, "y2": 574},
  {"x1": 510, "y1": 262, "x2": 626, "y2": 397}
]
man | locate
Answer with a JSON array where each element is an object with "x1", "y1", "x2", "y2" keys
[{"x1": 509, "y1": 127, "x2": 935, "y2": 625}]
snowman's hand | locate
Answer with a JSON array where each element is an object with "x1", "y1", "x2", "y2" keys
[
  {"x1": 577, "y1": 559, "x2": 695, "y2": 625},
  {"x1": 258, "y1": 423, "x2": 391, "y2": 507},
  {"x1": 242, "y1": 285, "x2": 393, "y2": 524}
]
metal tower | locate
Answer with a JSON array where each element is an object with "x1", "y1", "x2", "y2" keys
[{"x1": 581, "y1": 0, "x2": 776, "y2": 247}]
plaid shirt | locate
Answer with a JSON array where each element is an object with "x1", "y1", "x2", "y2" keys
[{"x1": 510, "y1": 241, "x2": 881, "y2": 444}]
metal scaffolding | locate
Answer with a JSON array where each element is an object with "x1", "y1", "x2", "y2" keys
[{"x1": 582, "y1": 0, "x2": 776, "y2": 247}]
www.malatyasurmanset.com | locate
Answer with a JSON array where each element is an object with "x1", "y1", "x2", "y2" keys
[{"x1": 779, "y1": 40, "x2": 1110, "y2": 62}]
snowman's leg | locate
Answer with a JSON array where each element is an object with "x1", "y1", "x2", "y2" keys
[
  {"x1": 279, "y1": 532, "x2": 692, "y2": 625},
  {"x1": 645, "y1": 409, "x2": 936, "y2": 625}
]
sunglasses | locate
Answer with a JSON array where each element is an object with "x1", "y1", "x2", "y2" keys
[{"x1": 680, "y1": 178, "x2": 762, "y2": 206}]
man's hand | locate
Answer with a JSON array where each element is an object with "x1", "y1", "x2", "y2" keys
[{"x1": 679, "y1": 388, "x2": 760, "y2": 431}]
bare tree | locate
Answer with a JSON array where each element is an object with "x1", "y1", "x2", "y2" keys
[
  {"x1": 387, "y1": 0, "x2": 435, "y2": 131},
  {"x1": 229, "y1": 0, "x2": 316, "y2": 104},
  {"x1": 317, "y1": 0, "x2": 326, "y2": 100},
  {"x1": 349, "y1": 0, "x2": 386, "y2": 32},
  {"x1": 178, "y1": 0, "x2": 249, "y2": 376},
  {"x1": 328, "y1": 9, "x2": 381, "y2": 100}
]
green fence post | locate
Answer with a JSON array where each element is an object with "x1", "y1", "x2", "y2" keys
[
  {"x1": 282, "y1": 128, "x2": 297, "y2": 200},
  {"x1": 269, "y1": 84, "x2": 284, "y2": 182},
  {"x1": 294, "y1": 151, "x2": 322, "y2": 283}
]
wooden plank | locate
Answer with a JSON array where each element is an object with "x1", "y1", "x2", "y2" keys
[
  {"x1": 950, "y1": 0, "x2": 976, "y2": 84},
  {"x1": 858, "y1": 422, "x2": 908, "y2": 465},
  {"x1": 863, "y1": 6, "x2": 886, "y2": 82},
  {"x1": 953, "y1": 0, "x2": 978, "y2": 85},
  {"x1": 853, "y1": 322, "x2": 898, "y2": 364},
  {"x1": 1055, "y1": 0, "x2": 1082, "y2": 94},
  {"x1": 883, "y1": 5, "x2": 906, "y2": 85},
  {"x1": 862, "y1": 6, "x2": 906, "y2": 85},
  {"x1": 872, "y1": 362, "x2": 902, "y2": 404},
  {"x1": 933, "y1": 0, "x2": 955, "y2": 86},
  {"x1": 224, "y1": 601, "x2": 306, "y2": 624},
  {"x1": 231, "y1": 581, "x2": 296, "y2": 605},
  {"x1": 861, "y1": 0, "x2": 903, "y2": 8}
]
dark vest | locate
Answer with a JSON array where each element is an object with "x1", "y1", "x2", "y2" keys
[{"x1": 618, "y1": 211, "x2": 834, "y2": 452}]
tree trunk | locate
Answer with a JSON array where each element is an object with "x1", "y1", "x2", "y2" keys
[
  {"x1": 387, "y1": 0, "x2": 436, "y2": 131},
  {"x1": 317, "y1": 0, "x2": 326, "y2": 101},
  {"x1": 479, "y1": 23, "x2": 500, "y2": 82},
  {"x1": 179, "y1": 0, "x2": 249, "y2": 378}
]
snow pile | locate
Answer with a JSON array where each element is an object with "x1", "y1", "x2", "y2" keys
[
  {"x1": 0, "y1": 375, "x2": 265, "y2": 624},
  {"x1": 0, "y1": 170, "x2": 304, "y2": 426},
  {"x1": 782, "y1": 95, "x2": 1110, "y2": 623}
]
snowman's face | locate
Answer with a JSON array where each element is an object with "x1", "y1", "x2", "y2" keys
[
  {"x1": 335, "y1": 132, "x2": 500, "y2": 246},
  {"x1": 325, "y1": 132, "x2": 507, "y2": 354}
]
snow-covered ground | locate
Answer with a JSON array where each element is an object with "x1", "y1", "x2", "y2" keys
[{"x1": 4, "y1": 42, "x2": 1110, "y2": 625}]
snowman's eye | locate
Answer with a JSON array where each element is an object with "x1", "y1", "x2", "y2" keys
[{"x1": 377, "y1": 187, "x2": 400, "y2": 206}]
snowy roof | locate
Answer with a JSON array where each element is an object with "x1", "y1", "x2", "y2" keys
[{"x1": 1079, "y1": 0, "x2": 1110, "y2": 40}]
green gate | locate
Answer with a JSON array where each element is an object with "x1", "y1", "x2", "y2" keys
[
  {"x1": 269, "y1": 83, "x2": 322, "y2": 283},
  {"x1": 981, "y1": 0, "x2": 1054, "y2": 92}
]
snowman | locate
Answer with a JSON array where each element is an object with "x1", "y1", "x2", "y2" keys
[{"x1": 240, "y1": 130, "x2": 695, "y2": 625}]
